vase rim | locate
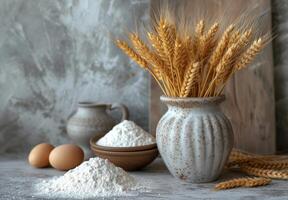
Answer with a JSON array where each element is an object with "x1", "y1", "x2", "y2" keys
[
  {"x1": 78, "y1": 101, "x2": 108, "y2": 108},
  {"x1": 160, "y1": 95, "x2": 225, "y2": 107}
]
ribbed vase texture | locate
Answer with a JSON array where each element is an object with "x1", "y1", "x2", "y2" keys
[{"x1": 156, "y1": 96, "x2": 234, "y2": 183}]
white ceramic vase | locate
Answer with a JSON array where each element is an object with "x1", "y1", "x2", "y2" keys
[{"x1": 156, "y1": 95, "x2": 233, "y2": 183}]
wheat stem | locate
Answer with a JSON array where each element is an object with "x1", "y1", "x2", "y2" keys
[
  {"x1": 240, "y1": 166, "x2": 288, "y2": 180},
  {"x1": 215, "y1": 177, "x2": 271, "y2": 190}
]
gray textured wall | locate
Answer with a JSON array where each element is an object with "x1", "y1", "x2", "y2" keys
[
  {"x1": 0, "y1": 0, "x2": 150, "y2": 154},
  {"x1": 272, "y1": 0, "x2": 288, "y2": 152}
]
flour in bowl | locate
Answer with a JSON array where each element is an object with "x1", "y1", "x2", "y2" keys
[
  {"x1": 34, "y1": 157, "x2": 142, "y2": 198},
  {"x1": 97, "y1": 120, "x2": 156, "y2": 147}
]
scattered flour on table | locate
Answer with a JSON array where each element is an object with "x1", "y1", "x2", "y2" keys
[
  {"x1": 97, "y1": 120, "x2": 156, "y2": 147},
  {"x1": 34, "y1": 157, "x2": 143, "y2": 198}
]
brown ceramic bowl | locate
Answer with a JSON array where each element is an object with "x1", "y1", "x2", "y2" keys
[
  {"x1": 90, "y1": 136, "x2": 158, "y2": 171},
  {"x1": 90, "y1": 136, "x2": 157, "y2": 152}
]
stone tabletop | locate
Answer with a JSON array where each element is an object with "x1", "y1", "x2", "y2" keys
[{"x1": 0, "y1": 156, "x2": 288, "y2": 200}]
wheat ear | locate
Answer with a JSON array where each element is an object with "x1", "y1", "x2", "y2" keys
[
  {"x1": 212, "y1": 30, "x2": 253, "y2": 95},
  {"x1": 229, "y1": 151, "x2": 249, "y2": 160},
  {"x1": 185, "y1": 36, "x2": 194, "y2": 63},
  {"x1": 240, "y1": 166, "x2": 288, "y2": 179},
  {"x1": 180, "y1": 62, "x2": 200, "y2": 97},
  {"x1": 235, "y1": 29, "x2": 252, "y2": 51},
  {"x1": 228, "y1": 30, "x2": 241, "y2": 46},
  {"x1": 215, "y1": 44, "x2": 238, "y2": 83},
  {"x1": 230, "y1": 149, "x2": 257, "y2": 159},
  {"x1": 234, "y1": 38, "x2": 264, "y2": 70},
  {"x1": 230, "y1": 149, "x2": 288, "y2": 162},
  {"x1": 245, "y1": 160, "x2": 288, "y2": 170},
  {"x1": 174, "y1": 37, "x2": 187, "y2": 69},
  {"x1": 215, "y1": 177, "x2": 271, "y2": 190},
  {"x1": 157, "y1": 19, "x2": 177, "y2": 92},
  {"x1": 195, "y1": 20, "x2": 205, "y2": 36},
  {"x1": 203, "y1": 44, "x2": 237, "y2": 97},
  {"x1": 146, "y1": 32, "x2": 181, "y2": 93},
  {"x1": 116, "y1": 39, "x2": 168, "y2": 95},
  {"x1": 147, "y1": 32, "x2": 169, "y2": 65},
  {"x1": 227, "y1": 158, "x2": 288, "y2": 170},
  {"x1": 208, "y1": 25, "x2": 235, "y2": 68},
  {"x1": 226, "y1": 158, "x2": 255, "y2": 168},
  {"x1": 157, "y1": 19, "x2": 176, "y2": 61},
  {"x1": 200, "y1": 25, "x2": 235, "y2": 94},
  {"x1": 173, "y1": 36, "x2": 188, "y2": 83},
  {"x1": 129, "y1": 33, "x2": 157, "y2": 64},
  {"x1": 129, "y1": 33, "x2": 164, "y2": 79},
  {"x1": 193, "y1": 20, "x2": 205, "y2": 58},
  {"x1": 199, "y1": 23, "x2": 220, "y2": 59},
  {"x1": 116, "y1": 40, "x2": 148, "y2": 68}
]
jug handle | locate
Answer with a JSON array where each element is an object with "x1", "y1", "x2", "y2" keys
[{"x1": 109, "y1": 103, "x2": 129, "y2": 121}]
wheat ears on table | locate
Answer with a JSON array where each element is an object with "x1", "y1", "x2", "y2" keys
[
  {"x1": 115, "y1": 8, "x2": 269, "y2": 97},
  {"x1": 215, "y1": 149, "x2": 288, "y2": 190},
  {"x1": 214, "y1": 177, "x2": 271, "y2": 190}
]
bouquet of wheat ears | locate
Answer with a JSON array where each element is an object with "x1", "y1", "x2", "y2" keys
[{"x1": 115, "y1": 6, "x2": 270, "y2": 98}]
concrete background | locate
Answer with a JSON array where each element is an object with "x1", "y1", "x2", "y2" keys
[
  {"x1": 0, "y1": 0, "x2": 150, "y2": 154},
  {"x1": 0, "y1": 0, "x2": 288, "y2": 154}
]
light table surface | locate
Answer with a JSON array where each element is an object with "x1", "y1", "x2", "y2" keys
[{"x1": 0, "y1": 156, "x2": 288, "y2": 200}]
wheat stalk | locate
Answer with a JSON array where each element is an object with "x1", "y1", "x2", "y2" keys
[
  {"x1": 196, "y1": 20, "x2": 205, "y2": 35},
  {"x1": 157, "y1": 19, "x2": 176, "y2": 62},
  {"x1": 236, "y1": 29, "x2": 252, "y2": 50},
  {"x1": 185, "y1": 36, "x2": 195, "y2": 64},
  {"x1": 116, "y1": 40, "x2": 170, "y2": 95},
  {"x1": 228, "y1": 30, "x2": 241, "y2": 45},
  {"x1": 147, "y1": 32, "x2": 169, "y2": 65},
  {"x1": 173, "y1": 37, "x2": 187, "y2": 70},
  {"x1": 116, "y1": 9, "x2": 268, "y2": 97},
  {"x1": 173, "y1": 36, "x2": 188, "y2": 83},
  {"x1": 215, "y1": 177, "x2": 271, "y2": 190},
  {"x1": 223, "y1": 149, "x2": 288, "y2": 191},
  {"x1": 199, "y1": 23, "x2": 219, "y2": 59},
  {"x1": 180, "y1": 62, "x2": 200, "y2": 97},
  {"x1": 156, "y1": 19, "x2": 179, "y2": 93},
  {"x1": 215, "y1": 44, "x2": 238, "y2": 84},
  {"x1": 227, "y1": 157, "x2": 288, "y2": 170},
  {"x1": 226, "y1": 158, "x2": 255, "y2": 168},
  {"x1": 199, "y1": 25, "x2": 235, "y2": 94},
  {"x1": 129, "y1": 33, "x2": 158, "y2": 65},
  {"x1": 240, "y1": 166, "x2": 288, "y2": 179},
  {"x1": 193, "y1": 20, "x2": 205, "y2": 59},
  {"x1": 208, "y1": 25, "x2": 235, "y2": 69},
  {"x1": 246, "y1": 160, "x2": 288, "y2": 170},
  {"x1": 129, "y1": 33, "x2": 164, "y2": 79},
  {"x1": 230, "y1": 149, "x2": 288, "y2": 162},
  {"x1": 203, "y1": 44, "x2": 238, "y2": 97},
  {"x1": 230, "y1": 151, "x2": 250, "y2": 161},
  {"x1": 116, "y1": 40, "x2": 148, "y2": 69},
  {"x1": 234, "y1": 38, "x2": 264, "y2": 70}
]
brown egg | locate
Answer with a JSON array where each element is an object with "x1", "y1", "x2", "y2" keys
[
  {"x1": 49, "y1": 144, "x2": 84, "y2": 171},
  {"x1": 28, "y1": 143, "x2": 54, "y2": 168}
]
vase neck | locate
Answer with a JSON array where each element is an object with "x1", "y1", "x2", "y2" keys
[
  {"x1": 77, "y1": 102, "x2": 109, "y2": 115},
  {"x1": 160, "y1": 95, "x2": 225, "y2": 109},
  {"x1": 167, "y1": 104, "x2": 221, "y2": 113}
]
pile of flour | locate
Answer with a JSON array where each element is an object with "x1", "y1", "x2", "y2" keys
[
  {"x1": 97, "y1": 120, "x2": 156, "y2": 147},
  {"x1": 34, "y1": 157, "x2": 141, "y2": 198}
]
